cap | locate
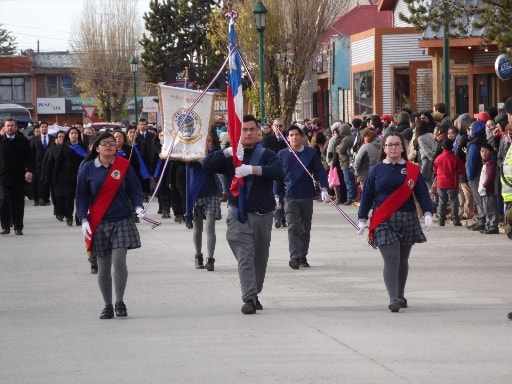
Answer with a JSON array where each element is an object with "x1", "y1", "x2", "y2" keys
[
  {"x1": 474, "y1": 111, "x2": 491, "y2": 122},
  {"x1": 380, "y1": 114, "x2": 393, "y2": 124}
]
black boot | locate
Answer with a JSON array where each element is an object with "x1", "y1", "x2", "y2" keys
[
  {"x1": 205, "y1": 257, "x2": 215, "y2": 271},
  {"x1": 75, "y1": 215, "x2": 82, "y2": 226},
  {"x1": 195, "y1": 254, "x2": 204, "y2": 269},
  {"x1": 89, "y1": 256, "x2": 98, "y2": 274}
]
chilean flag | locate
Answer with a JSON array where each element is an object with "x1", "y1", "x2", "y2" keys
[{"x1": 226, "y1": 10, "x2": 246, "y2": 220}]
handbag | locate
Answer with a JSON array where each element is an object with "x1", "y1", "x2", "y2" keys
[{"x1": 328, "y1": 167, "x2": 340, "y2": 188}]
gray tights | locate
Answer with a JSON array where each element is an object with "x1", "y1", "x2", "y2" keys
[
  {"x1": 193, "y1": 214, "x2": 216, "y2": 259},
  {"x1": 97, "y1": 247, "x2": 128, "y2": 305},
  {"x1": 378, "y1": 242, "x2": 412, "y2": 302}
]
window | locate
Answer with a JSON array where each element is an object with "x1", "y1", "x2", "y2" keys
[
  {"x1": 0, "y1": 77, "x2": 25, "y2": 101},
  {"x1": 393, "y1": 67, "x2": 410, "y2": 114},
  {"x1": 60, "y1": 75, "x2": 73, "y2": 96},
  {"x1": 353, "y1": 70, "x2": 373, "y2": 116},
  {"x1": 46, "y1": 75, "x2": 58, "y2": 97}
]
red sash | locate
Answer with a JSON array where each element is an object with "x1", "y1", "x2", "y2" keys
[
  {"x1": 85, "y1": 157, "x2": 130, "y2": 252},
  {"x1": 368, "y1": 161, "x2": 420, "y2": 246}
]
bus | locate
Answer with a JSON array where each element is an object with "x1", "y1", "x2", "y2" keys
[{"x1": 0, "y1": 103, "x2": 33, "y2": 132}]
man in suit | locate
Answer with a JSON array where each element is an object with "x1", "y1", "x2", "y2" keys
[
  {"x1": 0, "y1": 119, "x2": 35, "y2": 235},
  {"x1": 135, "y1": 118, "x2": 155, "y2": 200},
  {"x1": 30, "y1": 121, "x2": 54, "y2": 205}
]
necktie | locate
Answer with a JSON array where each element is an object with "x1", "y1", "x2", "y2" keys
[{"x1": 43, "y1": 136, "x2": 47, "y2": 148}]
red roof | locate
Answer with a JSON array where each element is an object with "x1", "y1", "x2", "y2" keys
[{"x1": 322, "y1": 4, "x2": 393, "y2": 43}]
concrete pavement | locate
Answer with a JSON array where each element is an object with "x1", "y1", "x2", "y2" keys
[{"x1": 1, "y1": 200, "x2": 511, "y2": 383}]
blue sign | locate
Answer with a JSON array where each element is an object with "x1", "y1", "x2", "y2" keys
[{"x1": 495, "y1": 54, "x2": 512, "y2": 81}]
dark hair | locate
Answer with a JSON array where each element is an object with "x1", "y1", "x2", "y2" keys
[
  {"x1": 311, "y1": 117, "x2": 321, "y2": 127},
  {"x1": 441, "y1": 138, "x2": 453, "y2": 150},
  {"x1": 113, "y1": 129, "x2": 127, "y2": 145},
  {"x1": 434, "y1": 102, "x2": 447, "y2": 114},
  {"x1": 480, "y1": 143, "x2": 494, "y2": 153},
  {"x1": 380, "y1": 132, "x2": 407, "y2": 161},
  {"x1": 84, "y1": 131, "x2": 115, "y2": 162},
  {"x1": 138, "y1": 118, "x2": 147, "y2": 123},
  {"x1": 126, "y1": 124, "x2": 136, "y2": 132},
  {"x1": 243, "y1": 114, "x2": 259, "y2": 127},
  {"x1": 64, "y1": 126, "x2": 82, "y2": 143},
  {"x1": 316, "y1": 132, "x2": 326, "y2": 145},
  {"x1": 209, "y1": 126, "x2": 221, "y2": 152},
  {"x1": 415, "y1": 120, "x2": 430, "y2": 137},
  {"x1": 285, "y1": 124, "x2": 303, "y2": 136}
]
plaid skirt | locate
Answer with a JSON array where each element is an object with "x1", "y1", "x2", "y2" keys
[
  {"x1": 194, "y1": 195, "x2": 222, "y2": 221},
  {"x1": 92, "y1": 218, "x2": 141, "y2": 258},
  {"x1": 373, "y1": 210, "x2": 426, "y2": 247}
]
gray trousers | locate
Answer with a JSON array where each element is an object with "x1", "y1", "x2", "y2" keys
[
  {"x1": 468, "y1": 178, "x2": 485, "y2": 225},
  {"x1": 379, "y1": 242, "x2": 413, "y2": 303},
  {"x1": 285, "y1": 198, "x2": 313, "y2": 261},
  {"x1": 193, "y1": 214, "x2": 216, "y2": 259},
  {"x1": 226, "y1": 211, "x2": 272, "y2": 302},
  {"x1": 438, "y1": 188, "x2": 460, "y2": 221},
  {"x1": 481, "y1": 195, "x2": 498, "y2": 229}
]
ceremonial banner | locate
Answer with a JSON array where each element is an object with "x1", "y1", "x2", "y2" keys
[{"x1": 158, "y1": 85, "x2": 214, "y2": 161}]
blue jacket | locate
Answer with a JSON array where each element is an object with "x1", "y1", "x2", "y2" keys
[{"x1": 466, "y1": 120, "x2": 486, "y2": 181}]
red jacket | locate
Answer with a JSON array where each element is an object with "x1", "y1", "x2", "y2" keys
[{"x1": 433, "y1": 149, "x2": 466, "y2": 189}]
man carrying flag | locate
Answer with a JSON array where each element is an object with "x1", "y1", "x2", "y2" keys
[{"x1": 203, "y1": 114, "x2": 283, "y2": 314}]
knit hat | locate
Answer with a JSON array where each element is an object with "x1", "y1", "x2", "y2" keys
[
  {"x1": 351, "y1": 118, "x2": 362, "y2": 129},
  {"x1": 397, "y1": 111, "x2": 410, "y2": 124},
  {"x1": 330, "y1": 121, "x2": 342, "y2": 131},
  {"x1": 504, "y1": 97, "x2": 512, "y2": 114},
  {"x1": 457, "y1": 113, "x2": 472, "y2": 130},
  {"x1": 495, "y1": 112, "x2": 508, "y2": 128}
]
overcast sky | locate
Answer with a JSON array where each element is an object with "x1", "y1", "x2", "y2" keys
[{"x1": 0, "y1": 0, "x2": 150, "y2": 52}]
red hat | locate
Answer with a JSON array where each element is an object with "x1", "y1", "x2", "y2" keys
[
  {"x1": 380, "y1": 114, "x2": 393, "y2": 124},
  {"x1": 474, "y1": 111, "x2": 491, "y2": 122}
]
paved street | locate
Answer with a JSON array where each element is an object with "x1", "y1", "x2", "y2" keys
[{"x1": 1, "y1": 199, "x2": 511, "y2": 384}]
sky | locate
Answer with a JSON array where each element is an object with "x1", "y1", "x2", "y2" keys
[{"x1": 0, "y1": 0, "x2": 151, "y2": 52}]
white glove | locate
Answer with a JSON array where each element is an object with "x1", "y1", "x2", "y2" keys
[
  {"x1": 81, "y1": 222, "x2": 92, "y2": 240},
  {"x1": 357, "y1": 221, "x2": 366, "y2": 235},
  {"x1": 478, "y1": 187, "x2": 486, "y2": 195},
  {"x1": 320, "y1": 188, "x2": 329, "y2": 203},
  {"x1": 135, "y1": 206, "x2": 145, "y2": 219},
  {"x1": 275, "y1": 195, "x2": 280, "y2": 207},
  {"x1": 223, "y1": 147, "x2": 233, "y2": 158},
  {"x1": 236, "y1": 141, "x2": 244, "y2": 161},
  {"x1": 424, "y1": 214, "x2": 433, "y2": 231},
  {"x1": 235, "y1": 164, "x2": 253, "y2": 178}
]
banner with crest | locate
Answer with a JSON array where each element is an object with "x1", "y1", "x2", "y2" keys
[{"x1": 158, "y1": 84, "x2": 214, "y2": 162}]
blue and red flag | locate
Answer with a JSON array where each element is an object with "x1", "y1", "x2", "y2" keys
[{"x1": 225, "y1": 9, "x2": 246, "y2": 221}]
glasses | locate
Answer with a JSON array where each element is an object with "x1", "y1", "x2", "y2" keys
[
  {"x1": 99, "y1": 141, "x2": 117, "y2": 147},
  {"x1": 384, "y1": 142, "x2": 402, "y2": 148}
]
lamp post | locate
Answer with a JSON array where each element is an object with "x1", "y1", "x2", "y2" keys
[
  {"x1": 130, "y1": 56, "x2": 138, "y2": 123},
  {"x1": 253, "y1": 0, "x2": 267, "y2": 126}
]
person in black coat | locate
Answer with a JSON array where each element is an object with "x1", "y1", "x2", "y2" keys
[
  {"x1": 42, "y1": 130, "x2": 67, "y2": 221},
  {"x1": 135, "y1": 118, "x2": 156, "y2": 200},
  {"x1": 30, "y1": 121, "x2": 54, "y2": 205},
  {"x1": 52, "y1": 127, "x2": 87, "y2": 226},
  {"x1": 0, "y1": 119, "x2": 35, "y2": 235}
]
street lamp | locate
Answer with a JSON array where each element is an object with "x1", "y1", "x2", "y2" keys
[
  {"x1": 130, "y1": 56, "x2": 138, "y2": 123},
  {"x1": 253, "y1": 0, "x2": 267, "y2": 126}
]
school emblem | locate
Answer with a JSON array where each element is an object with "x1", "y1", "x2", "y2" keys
[
  {"x1": 407, "y1": 179, "x2": 415, "y2": 188},
  {"x1": 401, "y1": 168, "x2": 407, "y2": 175},
  {"x1": 170, "y1": 108, "x2": 203, "y2": 144},
  {"x1": 111, "y1": 169, "x2": 121, "y2": 180}
]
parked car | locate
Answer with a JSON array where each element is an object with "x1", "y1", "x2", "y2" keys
[{"x1": 89, "y1": 122, "x2": 126, "y2": 132}]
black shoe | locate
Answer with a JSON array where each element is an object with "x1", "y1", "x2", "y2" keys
[
  {"x1": 174, "y1": 215, "x2": 183, "y2": 223},
  {"x1": 115, "y1": 301, "x2": 127, "y2": 317},
  {"x1": 14, "y1": 229, "x2": 23, "y2": 236},
  {"x1": 66, "y1": 219, "x2": 73, "y2": 227},
  {"x1": 289, "y1": 259, "x2": 300, "y2": 269},
  {"x1": 398, "y1": 297, "x2": 408, "y2": 308},
  {"x1": 388, "y1": 300, "x2": 401, "y2": 312},
  {"x1": 274, "y1": 221, "x2": 282, "y2": 228},
  {"x1": 343, "y1": 200, "x2": 353, "y2": 205},
  {"x1": 75, "y1": 217, "x2": 82, "y2": 226},
  {"x1": 1, "y1": 228, "x2": 10, "y2": 235},
  {"x1": 162, "y1": 212, "x2": 171, "y2": 219},
  {"x1": 453, "y1": 221, "x2": 462, "y2": 226},
  {"x1": 439, "y1": 220, "x2": 445, "y2": 226},
  {"x1": 508, "y1": 312, "x2": 512, "y2": 320},
  {"x1": 100, "y1": 304, "x2": 114, "y2": 319},
  {"x1": 281, "y1": 221, "x2": 287, "y2": 227},
  {"x1": 195, "y1": 254, "x2": 204, "y2": 269},
  {"x1": 241, "y1": 300, "x2": 256, "y2": 315},
  {"x1": 255, "y1": 297, "x2": 263, "y2": 310},
  {"x1": 91, "y1": 264, "x2": 98, "y2": 274},
  {"x1": 134, "y1": 216, "x2": 140, "y2": 223},
  {"x1": 299, "y1": 258, "x2": 310, "y2": 268},
  {"x1": 471, "y1": 224, "x2": 485, "y2": 231},
  {"x1": 157, "y1": 209, "x2": 163, "y2": 214},
  {"x1": 204, "y1": 257, "x2": 215, "y2": 271},
  {"x1": 33, "y1": 201, "x2": 40, "y2": 206},
  {"x1": 56, "y1": 215, "x2": 64, "y2": 222},
  {"x1": 483, "y1": 228, "x2": 499, "y2": 234}
]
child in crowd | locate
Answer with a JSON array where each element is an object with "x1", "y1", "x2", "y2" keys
[{"x1": 478, "y1": 143, "x2": 499, "y2": 234}]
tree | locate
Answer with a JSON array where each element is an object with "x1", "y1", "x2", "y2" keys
[
  {"x1": 400, "y1": 0, "x2": 512, "y2": 53},
  {"x1": 140, "y1": 0, "x2": 224, "y2": 88},
  {"x1": 71, "y1": 0, "x2": 142, "y2": 122},
  {"x1": 0, "y1": 25, "x2": 18, "y2": 55},
  {"x1": 208, "y1": 0, "x2": 351, "y2": 126}
]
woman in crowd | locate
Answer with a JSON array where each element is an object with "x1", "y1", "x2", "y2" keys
[
  {"x1": 76, "y1": 132, "x2": 144, "y2": 319},
  {"x1": 357, "y1": 132, "x2": 433, "y2": 313},
  {"x1": 353, "y1": 128, "x2": 381, "y2": 188},
  {"x1": 52, "y1": 127, "x2": 87, "y2": 226},
  {"x1": 42, "y1": 130, "x2": 67, "y2": 221}
]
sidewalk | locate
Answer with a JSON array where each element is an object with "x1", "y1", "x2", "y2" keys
[{"x1": 0, "y1": 200, "x2": 511, "y2": 384}]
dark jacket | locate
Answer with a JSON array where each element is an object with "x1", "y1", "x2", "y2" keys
[{"x1": 0, "y1": 134, "x2": 35, "y2": 188}]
